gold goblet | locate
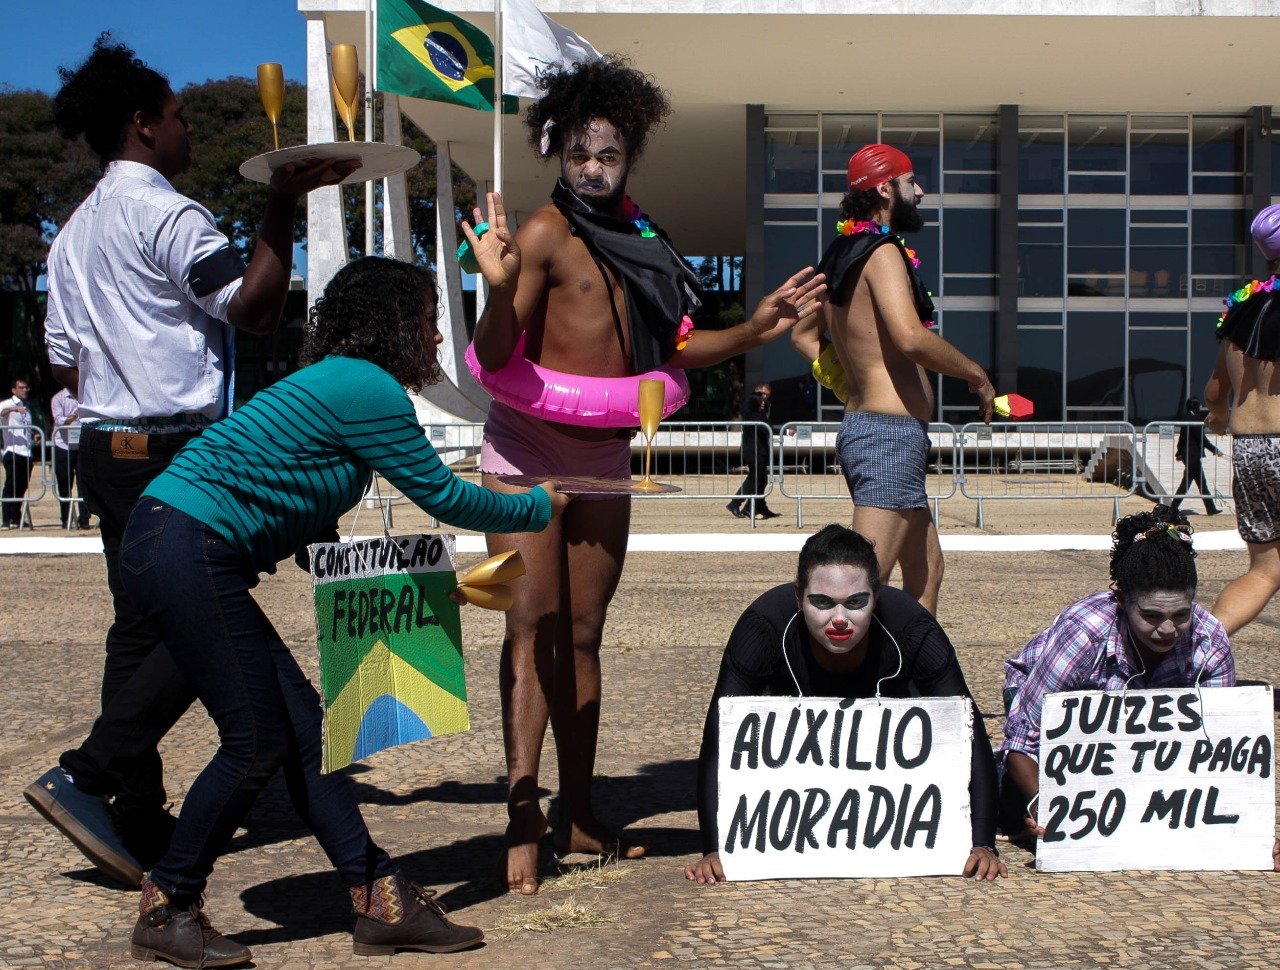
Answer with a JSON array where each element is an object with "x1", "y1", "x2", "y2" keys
[
  {"x1": 634, "y1": 378, "x2": 666, "y2": 492},
  {"x1": 256, "y1": 63, "x2": 284, "y2": 150},
  {"x1": 330, "y1": 43, "x2": 359, "y2": 141}
]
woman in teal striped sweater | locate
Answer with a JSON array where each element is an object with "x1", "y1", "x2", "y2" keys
[{"x1": 118, "y1": 257, "x2": 565, "y2": 967}]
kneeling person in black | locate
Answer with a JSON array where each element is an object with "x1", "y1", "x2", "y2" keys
[{"x1": 686, "y1": 524, "x2": 1005, "y2": 883}]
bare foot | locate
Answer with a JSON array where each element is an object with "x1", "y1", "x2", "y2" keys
[
  {"x1": 503, "y1": 805, "x2": 547, "y2": 895},
  {"x1": 553, "y1": 817, "x2": 646, "y2": 861}
]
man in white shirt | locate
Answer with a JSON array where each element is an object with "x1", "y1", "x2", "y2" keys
[
  {"x1": 1, "y1": 377, "x2": 41, "y2": 529},
  {"x1": 27, "y1": 39, "x2": 354, "y2": 945},
  {"x1": 50, "y1": 386, "x2": 88, "y2": 528}
]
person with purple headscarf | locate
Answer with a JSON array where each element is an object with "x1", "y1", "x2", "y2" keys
[{"x1": 1204, "y1": 203, "x2": 1280, "y2": 634}]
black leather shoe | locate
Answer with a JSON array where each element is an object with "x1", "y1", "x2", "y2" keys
[
  {"x1": 351, "y1": 875, "x2": 483, "y2": 955},
  {"x1": 131, "y1": 882, "x2": 251, "y2": 968},
  {"x1": 756, "y1": 508, "x2": 783, "y2": 520},
  {"x1": 725, "y1": 502, "x2": 747, "y2": 518}
]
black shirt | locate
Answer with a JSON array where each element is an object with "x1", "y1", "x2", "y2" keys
[{"x1": 696, "y1": 583, "x2": 998, "y2": 854}]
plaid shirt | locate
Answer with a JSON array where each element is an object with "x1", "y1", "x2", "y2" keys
[{"x1": 1001, "y1": 591, "x2": 1235, "y2": 761}]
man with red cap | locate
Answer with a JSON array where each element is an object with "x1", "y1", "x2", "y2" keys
[
  {"x1": 792, "y1": 144, "x2": 993, "y2": 615},
  {"x1": 1205, "y1": 203, "x2": 1280, "y2": 634}
]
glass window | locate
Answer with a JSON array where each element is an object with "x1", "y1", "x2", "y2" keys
[
  {"x1": 1272, "y1": 135, "x2": 1280, "y2": 195},
  {"x1": 1067, "y1": 209, "x2": 1126, "y2": 292},
  {"x1": 1191, "y1": 208, "x2": 1248, "y2": 277},
  {"x1": 821, "y1": 114, "x2": 878, "y2": 172},
  {"x1": 940, "y1": 311, "x2": 994, "y2": 408},
  {"x1": 1068, "y1": 115, "x2": 1126, "y2": 173},
  {"x1": 764, "y1": 224, "x2": 818, "y2": 290},
  {"x1": 765, "y1": 129, "x2": 818, "y2": 193},
  {"x1": 1019, "y1": 123, "x2": 1064, "y2": 194},
  {"x1": 1129, "y1": 329, "x2": 1187, "y2": 424},
  {"x1": 943, "y1": 114, "x2": 997, "y2": 193},
  {"x1": 883, "y1": 127, "x2": 941, "y2": 195},
  {"x1": 912, "y1": 214, "x2": 941, "y2": 296},
  {"x1": 1190, "y1": 311, "x2": 1222, "y2": 400},
  {"x1": 1019, "y1": 222, "x2": 1064, "y2": 298},
  {"x1": 1018, "y1": 327, "x2": 1064, "y2": 421},
  {"x1": 1193, "y1": 117, "x2": 1245, "y2": 172},
  {"x1": 1131, "y1": 310, "x2": 1189, "y2": 329},
  {"x1": 1130, "y1": 224, "x2": 1187, "y2": 297},
  {"x1": 943, "y1": 208, "x2": 996, "y2": 274},
  {"x1": 1130, "y1": 129, "x2": 1189, "y2": 195},
  {"x1": 1066, "y1": 311, "x2": 1125, "y2": 407},
  {"x1": 942, "y1": 276, "x2": 997, "y2": 296}
]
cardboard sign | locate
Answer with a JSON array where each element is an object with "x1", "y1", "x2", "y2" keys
[
  {"x1": 716, "y1": 696, "x2": 974, "y2": 880},
  {"x1": 310, "y1": 534, "x2": 469, "y2": 773},
  {"x1": 1036, "y1": 686, "x2": 1275, "y2": 872}
]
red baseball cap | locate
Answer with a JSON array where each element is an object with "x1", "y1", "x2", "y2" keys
[{"x1": 847, "y1": 144, "x2": 913, "y2": 190}]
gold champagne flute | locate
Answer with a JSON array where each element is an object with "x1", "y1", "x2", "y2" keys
[
  {"x1": 330, "y1": 43, "x2": 359, "y2": 141},
  {"x1": 256, "y1": 63, "x2": 284, "y2": 150},
  {"x1": 635, "y1": 378, "x2": 666, "y2": 492}
]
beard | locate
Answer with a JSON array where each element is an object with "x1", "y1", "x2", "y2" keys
[{"x1": 888, "y1": 184, "x2": 924, "y2": 234}]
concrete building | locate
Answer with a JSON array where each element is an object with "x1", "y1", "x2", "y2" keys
[{"x1": 300, "y1": 0, "x2": 1280, "y2": 425}]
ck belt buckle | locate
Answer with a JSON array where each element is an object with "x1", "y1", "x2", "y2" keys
[{"x1": 110, "y1": 431, "x2": 149, "y2": 460}]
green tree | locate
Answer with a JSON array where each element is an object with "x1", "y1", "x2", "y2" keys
[{"x1": 0, "y1": 88, "x2": 97, "y2": 397}]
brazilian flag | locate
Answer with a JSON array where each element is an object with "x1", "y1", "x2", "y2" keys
[{"x1": 376, "y1": 0, "x2": 517, "y2": 112}]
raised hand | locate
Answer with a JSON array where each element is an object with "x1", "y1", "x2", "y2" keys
[
  {"x1": 747, "y1": 267, "x2": 828, "y2": 344},
  {"x1": 461, "y1": 191, "x2": 520, "y2": 291}
]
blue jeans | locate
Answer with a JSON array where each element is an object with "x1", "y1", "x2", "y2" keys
[{"x1": 120, "y1": 499, "x2": 394, "y2": 902}]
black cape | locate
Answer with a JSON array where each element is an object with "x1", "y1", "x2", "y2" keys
[
  {"x1": 816, "y1": 230, "x2": 935, "y2": 325},
  {"x1": 551, "y1": 180, "x2": 705, "y2": 372},
  {"x1": 1218, "y1": 282, "x2": 1280, "y2": 361}
]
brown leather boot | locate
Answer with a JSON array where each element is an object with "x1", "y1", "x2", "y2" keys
[
  {"x1": 350, "y1": 874, "x2": 484, "y2": 955},
  {"x1": 130, "y1": 879, "x2": 251, "y2": 968}
]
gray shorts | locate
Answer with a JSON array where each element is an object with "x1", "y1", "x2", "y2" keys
[
  {"x1": 835, "y1": 412, "x2": 930, "y2": 510},
  {"x1": 1232, "y1": 435, "x2": 1280, "y2": 544}
]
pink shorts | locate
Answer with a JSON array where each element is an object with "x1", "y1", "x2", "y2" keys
[{"x1": 480, "y1": 401, "x2": 633, "y2": 498}]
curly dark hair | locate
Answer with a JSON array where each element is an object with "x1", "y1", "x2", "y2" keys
[
  {"x1": 796, "y1": 524, "x2": 881, "y2": 593},
  {"x1": 300, "y1": 257, "x2": 441, "y2": 392},
  {"x1": 53, "y1": 34, "x2": 171, "y2": 168},
  {"x1": 838, "y1": 188, "x2": 884, "y2": 222},
  {"x1": 524, "y1": 56, "x2": 670, "y2": 163},
  {"x1": 1109, "y1": 504, "x2": 1197, "y2": 597}
]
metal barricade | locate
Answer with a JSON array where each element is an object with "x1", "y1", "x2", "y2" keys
[
  {"x1": 777, "y1": 421, "x2": 958, "y2": 527},
  {"x1": 956, "y1": 421, "x2": 1137, "y2": 528},
  {"x1": 0, "y1": 422, "x2": 48, "y2": 530},
  {"x1": 635, "y1": 421, "x2": 775, "y2": 528},
  {"x1": 1138, "y1": 421, "x2": 1232, "y2": 515},
  {"x1": 49, "y1": 438, "x2": 89, "y2": 530}
]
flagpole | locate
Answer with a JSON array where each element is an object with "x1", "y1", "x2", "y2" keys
[
  {"x1": 493, "y1": 0, "x2": 504, "y2": 197},
  {"x1": 365, "y1": 0, "x2": 376, "y2": 256}
]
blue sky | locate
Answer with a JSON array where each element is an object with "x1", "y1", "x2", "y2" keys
[{"x1": 2, "y1": 0, "x2": 311, "y2": 93}]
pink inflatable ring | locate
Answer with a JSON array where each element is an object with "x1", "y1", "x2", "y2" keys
[{"x1": 465, "y1": 334, "x2": 690, "y2": 428}]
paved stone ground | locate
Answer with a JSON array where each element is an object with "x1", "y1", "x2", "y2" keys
[{"x1": 2, "y1": 486, "x2": 1279, "y2": 968}]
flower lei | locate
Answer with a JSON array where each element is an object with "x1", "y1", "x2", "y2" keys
[
  {"x1": 622, "y1": 197, "x2": 694, "y2": 349},
  {"x1": 835, "y1": 218, "x2": 932, "y2": 328},
  {"x1": 623, "y1": 197, "x2": 657, "y2": 239},
  {"x1": 835, "y1": 219, "x2": 921, "y2": 269},
  {"x1": 1218, "y1": 275, "x2": 1278, "y2": 329}
]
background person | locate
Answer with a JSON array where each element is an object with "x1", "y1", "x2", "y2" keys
[
  {"x1": 1, "y1": 377, "x2": 40, "y2": 530},
  {"x1": 726, "y1": 382, "x2": 780, "y2": 520},
  {"x1": 686, "y1": 524, "x2": 1005, "y2": 884},
  {"x1": 1171, "y1": 396, "x2": 1220, "y2": 517},
  {"x1": 1205, "y1": 204, "x2": 1280, "y2": 635},
  {"x1": 999, "y1": 505, "x2": 1235, "y2": 839},
  {"x1": 120, "y1": 256, "x2": 566, "y2": 965},
  {"x1": 27, "y1": 35, "x2": 354, "y2": 889},
  {"x1": 51, "y1": 385, "x2": 90, "y2": 528}
]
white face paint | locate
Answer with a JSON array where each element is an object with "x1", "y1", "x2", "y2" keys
[
  {"x1": 1120, "y1": 589, "x2": 1194, "y2": 655},
  {"x1": 796, "y1": 564, "x2": 876, "y2": 656},
  {"x1": 561, "y1": 118, "x2": 628, "y2": 208}
]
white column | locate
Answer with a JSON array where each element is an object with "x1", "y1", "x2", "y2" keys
[
  {"x1": 434, "y1": 141, "x2": 491, "y2": 414},
  {"x1": 381, "y1": 94, "x2": 413, "y2": 262},
  {"x1": 305, "y1": 14, "x2": 349, "y2": 305}
]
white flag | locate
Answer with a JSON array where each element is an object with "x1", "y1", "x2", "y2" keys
[{"x1": 501, "y1": 0, "x2": 600, "y2": 99}]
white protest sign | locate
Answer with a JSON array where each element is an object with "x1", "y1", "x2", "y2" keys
[
  {"x1": 716, "y1": 696, "x2": 973, "y2": 880},
  {"x1": 1036, "y1": 686, "x2": 1275, "y2": 872}
]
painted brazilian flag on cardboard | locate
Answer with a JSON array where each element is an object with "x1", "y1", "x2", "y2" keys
[
  {"x1": 311, "y1": 533, "x2": 468, "y2": 773},
  {"x1": 376, "y1": 0, "x2": 517, "y2": 112}
]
